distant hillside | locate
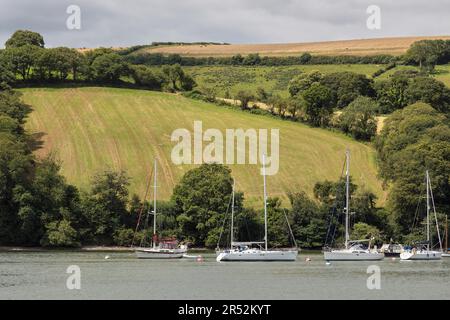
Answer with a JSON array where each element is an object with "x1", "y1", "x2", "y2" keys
[
  {"x1": 22, "y1": 87, "x2": 386, "y2": 207},
  {"x1": 137, "y1": 36, "x2": 450, "y2": 57}
]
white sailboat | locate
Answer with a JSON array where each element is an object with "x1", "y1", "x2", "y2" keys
[
  {"x1": 400, "y1": 171, "x2": 442, "y2": 261},
  {"x1": 216, "y1": 155, "x2": 298, "y2": 262},
  {"x1": 323, "y1": 150, "x2": 384, "y2": 261},
  {"x1": 134, "y1": 161, "x2": 187, "y2": 259}
]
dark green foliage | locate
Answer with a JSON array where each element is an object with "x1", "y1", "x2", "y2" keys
[
  {"x1": 130, "y1": 65, "x2": 164, "y2": 89},
  {"x1": 5, "y1": 30, "x2": 45, "y2": 48},
  {"x1": 171, "y1": 163, "x2": 235, "y2": 247},
  {"x1": 161, "y1": 64, "x2": 196, "y2": 91},
  {"x1": 404, "y1": 77, "x2": 450, "y2": 113},
  {"x1": 288, "y1": 70, "x2": 323, "y2": 97},
  {"x1": 288, "y1": 192, "x2": 327, "y2": 248},
  {"x1": 375, "y1": 103, "x2": 450, "y2": 235},
  {"x1": 81, "y1": 171, "x2": 130, "y2": 244},
  {"x1": 374, "y1": 73, "x2": 411, "y2": 113},
  {"x1": 320, "y1": 71, "x2": 375, "y2": 108},
  {"x1": 405, "y1": 40, "x2": 450, "y2": 72},
  {"x1": 235, "y1": 90, "x2": 254, "y2": 110},
  {"x1": 90, "y1": 53, "x2": 129, "y2": 82},
  {"x1": 0, "y1": 52, "x2": 16, "y2": 85},
  {"x1": 338, "y1": 96, "x2": 378, "y2": 140},
  {"x1": 301, "y1": 82, "x2": 334, "y2": 127}
]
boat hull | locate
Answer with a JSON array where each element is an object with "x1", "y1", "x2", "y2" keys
[
  {"x1": 216, "y1": 250, "x2": 298, "y2": 262},
  {"x1": 400, "y1": 251, "x2": 442, "y2": 260},
  {"x1": 324, "y1": 250, "x2": 384, "y2": 261},
  {"x1": 135, "y1": 248, "x2": 187, "y2": 259}
]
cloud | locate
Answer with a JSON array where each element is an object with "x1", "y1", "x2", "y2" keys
[{"x1": 0, "y1": 0, "x2": 449, "y2": 48}]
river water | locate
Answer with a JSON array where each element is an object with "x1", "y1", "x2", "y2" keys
[{"x1": 1, "y1": 251, "x2": 449, "y2": 299}]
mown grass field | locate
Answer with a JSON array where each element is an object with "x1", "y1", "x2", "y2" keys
[{"x1": 22, "y1": 87, "x2": 386, "y2": 207}]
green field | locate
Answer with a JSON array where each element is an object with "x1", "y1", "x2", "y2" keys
[
  {"x1": 150, "y1": 64, "x2": 383, "y2": 97},
  {"x1": 180, "y1": 64, "x2": 450, "y2": 98},
  {"x1": 22, "y1": 87, "x2": 386, "y2": 207}
]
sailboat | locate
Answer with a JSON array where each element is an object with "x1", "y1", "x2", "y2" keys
[
  {"x1": 443, "y1": 216, "x2": 450, "y2": 258},
  {"x1": 216, "y1": 155, "x2": 298, "y2": 262},
  {"x1": 134, "y1": 161, "x2": 187, "y2": 259},
  {"x1": 400, "y1": 171, "x2": 442, "y2": 261},
  {"x1": 323, "y1": 150, "x2": 384, "y2": 261}
]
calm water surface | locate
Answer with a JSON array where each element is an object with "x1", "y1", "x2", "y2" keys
[{"x1": 1, "y1": 251, "x2": 449, "y2": 299}]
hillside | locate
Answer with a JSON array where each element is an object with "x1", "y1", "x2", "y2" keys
[
  {"x1": 138, "y1": 36, "x2": 450, "y2": 57},
  {"x1": 182, "y1": 64, "x2": 381, "y2": 97},
  {"x1": 22, "y1": 87, "x2": 386, "y2": 206}
]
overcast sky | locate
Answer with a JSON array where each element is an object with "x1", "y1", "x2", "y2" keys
[{"x1": 1, "y1": 0, "x2": 450, "y2": 48}]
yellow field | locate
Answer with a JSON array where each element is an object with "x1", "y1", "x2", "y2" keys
[
  {"x1": 22, "y1": 87, "x2": 387, "y2": 207},
  {"x1": 138, "y1": 36, "x2": 450, "y2": 57}
]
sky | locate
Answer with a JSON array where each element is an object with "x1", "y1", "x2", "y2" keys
[{"x1": 1, "y1": 0, "x2": 450, "y2": 48}]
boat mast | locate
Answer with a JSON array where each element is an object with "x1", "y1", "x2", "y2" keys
[
  {"x1": 345, "y1": 149, "x2": 350, "y2": 250},
  {"x1": 263, "y1": 154, "x2": 268, "y2": 252},
  {"x1": 426, "y1": 170, "x2": 430, "y2": 253},
  {"x1": 153, "y1": 160, "x2": 157, "y2": 249},
  {"x1": 446, "y1": 216, "x2": 448, "y2": 254},
  {"x1": 231, "y1": 179, "x2": 235, "y2": 246}
]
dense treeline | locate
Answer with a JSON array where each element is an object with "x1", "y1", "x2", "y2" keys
[
  {"x1": 0, "y1": 30, "x2": 196, "y2": 92},
  {"x1": 405, "y1": 39, "x2": 450, "y2": 72},
  {"x1": 125, "y1": 52, "x2": 397, "y2": 67}
]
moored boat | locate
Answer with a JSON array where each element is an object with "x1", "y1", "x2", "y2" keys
[
  {"x1": 323, "y1": 150, "x2": 384, "y2": 261},
  {"x1": 133, "y1": 161, "x2": 187, "y2": 259},
  {"x1": 216, "y1": 155, "x2": 298, "y2": 262},
  {"x1": 400, "y1": 171, "x2": 442, "y2": 261}
]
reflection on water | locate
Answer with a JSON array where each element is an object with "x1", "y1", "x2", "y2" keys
[{"x1": 1, "y1": 251, "x2": 449, "y2": 299}]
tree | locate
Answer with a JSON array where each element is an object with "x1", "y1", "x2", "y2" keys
[
  {"x1": 243, "y1": 53, "x2": 261, "y2": 65},
  {"x1": 42, "y1": 219, "x2": 79, "y2": 247},
  {"x1": 301, "y1": 82, "x2": 334, "y2": 127},
  {"x1": 288, "y1": 192, "x2": 327, "y2": 248},
  {"x1": 374, "y1": 73, "x2": 411, "y2": 113},
  {"x1": 256, "y1": 87, "x2": 270, "y2": 103},
  {"x1": 288, "y1": 70, "x2": 323, "y2": 97},
  {"x1": 0, "y1": 52, "x2": 15, "y2": 84},
  {"x1": 90, "y1": 53, "x2": 129, "y2": 82},
  {"x1": 82, "y1": 171, "x2": 130, "y2": 244},
  {"x1": 287, "y1": 95, "x2": 304, "y2": 119},
  {"x1": 5, "y1": 30, "x2": 45, "y2": 48},
  {"x1": 266, "y1": 197, "x2": 291, "y2": 247},
  {"x1": 171, "y1": 163, "x2": 236, "y2": 247},
  {"x1": 406, "y1": 40, "x2": 450, "y2": 73},
  {"x1": 338, "y1": 96, "x2": 378, "y2": 140},
  {"x1": 35, "y1": 47, "x2": 73, "y2": 80},
  {"x1": 274, "y1": 96, "x2": 289, "y2": 117},
  {"x1": 161, "y1": 64, "x2": 196, "y2": 91},
  {"x1": 4, "y1": 45, "x2": 41, "y2": 80},
  {"x1": 320, "y1": 72, "x2": 375, "y2": 108},
  {"x1": 351, "y1": 222, "x2": 381, "y2": 243},
  {"x1": 405, "y1": 76, "x2": 450, "y2": 113},
  {"x1": 299, "y1": 52, "x2": 312, "y2": 64},
  {"x1": 131, "y1": 65, "x2": 164, "y2": 90},
  {"x1": 235, "y1": 90, "x2": 254, "y2": 110}
]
